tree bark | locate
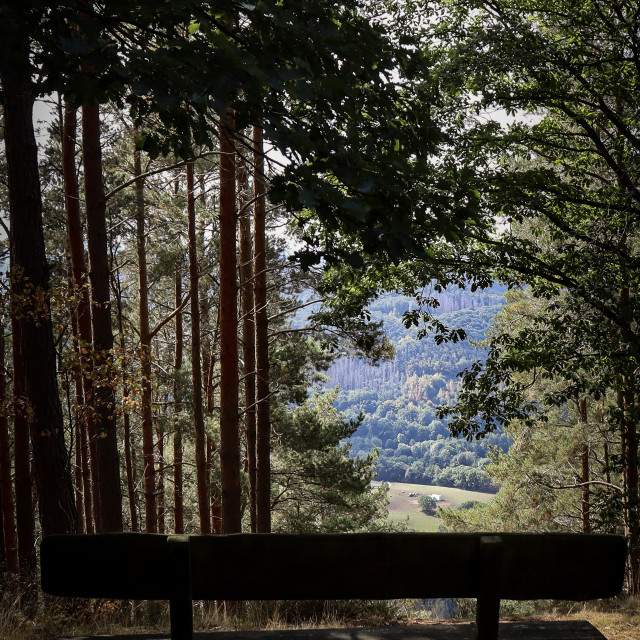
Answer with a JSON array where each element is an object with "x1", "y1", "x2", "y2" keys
[
  {"x1": 187, "y1": 161, "x2": 211, "y2": 534},
  {"x1": 578, "y1": 398, "x2": 590, "y2": 534},
  {"x1": 173, "y1": 264, "x2": 184, "y2": 534},
  {"x1": 62, "y1": 100, "x2": 101, "y2": 531},
  {"x1": 10, "y1": 317, "x2": 36, "y2": 588},
  {"x1": 134, "y1": 147, "x2": 157, "y2": 533},
  {"x1": 0, "y1": 323, "x2": 18, "y2": 573},
  {"x1": 82, "y1": 102, "x2": 122, "y2": 532},
  {"x1": 238, "y1": 154, "x2": 257, "y2": 532},
  {"x1": 623, "y1": 379, "x2": 640, "y2": 591},
  {"x1": 3, "y1": 29, "x2": 77, "y2": 536},
  {"x1": 71, "y1": 349, "x2": 85, "y2": 534},
  {"x1": 219, "y1": 115, "x2": 242, "y2": 534},
  {"x1": 618, "y1": 284, "x2": 640, "y2": 593},
  {"x1": 253, "y1": 124, "x2": 271, "y2": 533},
  {"x1": 114, "y1": 270, "x2": 138, "y2": 532}
]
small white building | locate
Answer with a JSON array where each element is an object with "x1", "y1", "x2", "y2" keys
[{"x1": 430, "y1": 494, "x2": 445, "y2": 502}]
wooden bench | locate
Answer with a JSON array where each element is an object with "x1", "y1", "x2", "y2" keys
[{"x1": 40, "y1": 532, "x2": 626, "y2": 640}]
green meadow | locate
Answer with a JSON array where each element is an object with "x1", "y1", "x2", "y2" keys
[{"x1": 376, "y1": 481, "x2": 495, "y2": 532}]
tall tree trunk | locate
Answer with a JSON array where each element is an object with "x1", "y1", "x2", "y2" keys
[
  {"x1": 0, "y1": 323, "x2": 18, "y2": 574},
  {"x1": 10, "y1": 318, "x2": 36, "y2": 590},
  {"x1": 62, "y1": 100, "x2": 101, "y2": 532},
  {"x1": 219, "y1": 115, "x2": 242, "y2": 534},
  {"x1": 173, "y1": 264, "x2": 184, "y2": 535},
  {"x1": 237, "y1": 155, "x2": 257, "y2": 532},
  {"x1": 82, "y1": 102, "x2": 122, "y2": 532},
  {"x1": 207, "y1": 436, "x2": 223, "y2": 534},
  {"x1": 623, "y1": 378, "x2": 639, "y2": 592},
  {"x1": 78, "y1": 410, "x2": 94, "y2": 533},
  {"x1": 187, "y1": 161, "x2": 211, "y2": 534},
  {"x1": 619, "y1": 284, "x2": 640, "y2": 593},
  {"x1": 578, "y1": 398, "x2": 590, "y2": 534},
  {"x1": 71, "y1": 352, "x2": 86, "y2": 534},
  {"x1": 113, "y1": 268, "x2": 138, "y2": 532},
  {"x1": 134, "y1": 148, "x2": 157, "y2": 533},
  {"x1": 253, "y1": 124, "x2": 271, "y2": 533},
  {"x1": 3, "y1": 27, "x2": 77, "y2": 536},
  {"x1": 156, "y1": 423, "x2": 165, "y2": 534}
]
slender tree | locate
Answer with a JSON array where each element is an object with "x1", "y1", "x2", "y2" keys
[
  {"x1": 219, "y1": 114, "x2": 242, "y2": 534},
  {"x1": 10, "y1": 317, "x2": 36, "y2": 588},
  {"x1": 173, "y1": 263, "x2": 185, "y2": 534},
  {"x1": 237, "y1": 152, "x2": 257, "y2": 531},
  {"x1": 253, "y1": 124, "x2": 271, "y2": 533},
  {"x1": 187, "y1": 161, "x2": 211, "y2": 534},
  {"x1": 0, "y1": 321, "x2": 18, "y2": 574},
  {"x1": 62, "y1": 100, "x2": 100, "y2": 531},
  {"x1": 82, "y1": 101, "x2": 122, "y2": 532}
]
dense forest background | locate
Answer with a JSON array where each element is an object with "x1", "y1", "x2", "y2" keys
[{"x1": 314, "y1": 289, "x2": 511, "y2": 491}]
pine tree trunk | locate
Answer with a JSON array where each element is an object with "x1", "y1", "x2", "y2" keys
[
  {"x1": 187, "y1": 161, "x2": 211, "y2": 534},
  {"x1": 72, "y1": 363, "x2": 86, "y2": 534},
  {"x1": 82, "y1": 102, "x2": 122, "y2": 532},
  {"x1": 238, "y1": 155, "x2": 257, "y2": 532},
  {"x1": 578, "y1": 398, "x2": 590, "y2": 534},
  {"x1": 207, "y1": 436, "x2": 223, "y2": 534},
  {"x1": 219, "y1": 115, "x2": 242, "y2": 534},
  {"x1": 623, "y1": 380, "x2": 640, "y2": 592},
  {"x1": 113, "y1": 271, "x2": 138, "y2": 532},
  {"x1": 173, "y1": 265, "x2": 184, "y2": 534},
  {"x1": 0, "y1": 323, "x2": 18, "y2": 574},
  {"x1": 62, "y1": 100, "x2": 101, "y2": 532},
  {"x1": 78, "y1": 411, "x2": 94, "y2": 533},
  {"x1": 253, "y1": 124, "x2": 271, "y2": 533},
  {"x1": 3, "y1": 31, "x2": 77, "y2": 536},
  {"x1": 134, "y1": 148, "x2": 157, "y2": 533},
  {"x1": 157, "y1": 423, "x2": 165, "y2": 534},
  {"x1": 619, "y1": 284, "x2": 640, "y2": 593},
  {"x1": 10, "y1": 317, "x2": 36, "y2": 588}
]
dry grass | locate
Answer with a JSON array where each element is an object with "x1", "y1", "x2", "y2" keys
[
  {"x1": 559, "y1": 597, "x2": 640, "y2": 640},
  {"x1": 2, "y1": 590, "x2": 639, "y2": 640}
]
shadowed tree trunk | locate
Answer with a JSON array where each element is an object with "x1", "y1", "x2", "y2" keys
[
  {"x1": 82, "y1": 102, "x2": 122, "y2": 532},
  {"x1": 2, "y1": 23, "x2": 77, "y2": 536},
  {"x1": 0, "y1": 322, "x2": 18, "y2": 574},
  {"x1": 173, "y1": 264, "x2": 184, "y2": 534},
  {"x1": 578, "y1": 398, "x2": 590, "y2": 534},
  {"x1": 113, "y1": 269, "x2": 138, "y2": 532},
  {"x1": 134, "y1": 147, "x2": 157, "y2": 533},
  {"x1": 10, "y1": 317, "x2": 36, "y2": 591},
  {"x1": 62, "y1": 100, "x2": 101, "y2": 531},
  {"x1": 253, "y1": 124, "x2": 271, "y2": 533},
  {"x1": 187, "y1": 161, "x2": 211, "y2": 534},
  {"x1": 618, "y1": 283, "x2": 640, "y2": 593},
  {"x1": 219, "y1": 115, "x2": 241, "y2": 534}
]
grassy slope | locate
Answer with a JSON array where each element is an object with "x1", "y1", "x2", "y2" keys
[{"x1": 377, "y1": 481, "x2": 494, "y2": 532}]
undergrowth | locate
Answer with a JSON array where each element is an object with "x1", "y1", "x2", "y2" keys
[{"x1": 1, "y1": 585, "x2": 638, "y2": 640}]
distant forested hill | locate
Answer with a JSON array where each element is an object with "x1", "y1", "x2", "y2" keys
[{"x1": 327, "y1": 288, "x2": 511, "y2": 492}]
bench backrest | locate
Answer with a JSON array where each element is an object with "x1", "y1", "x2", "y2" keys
[{"x1": 41, "y1": 531, "x2": 626, "y2": 601}]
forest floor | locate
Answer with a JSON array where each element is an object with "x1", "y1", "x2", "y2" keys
[
  {"x1": 3, "y1": 597, "x2": 639, "y2": 640},
  {"x1": 516, "y1": 597, "x2": 640, "y2": 640}
]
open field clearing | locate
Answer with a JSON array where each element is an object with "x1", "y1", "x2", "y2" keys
[{"x1": 375, "y1": 481, "x2": 495, "y2": 532}]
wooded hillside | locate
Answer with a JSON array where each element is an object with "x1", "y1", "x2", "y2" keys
[{"x1": 325, "y1": 291, "x2": 510, "y2": 492}]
